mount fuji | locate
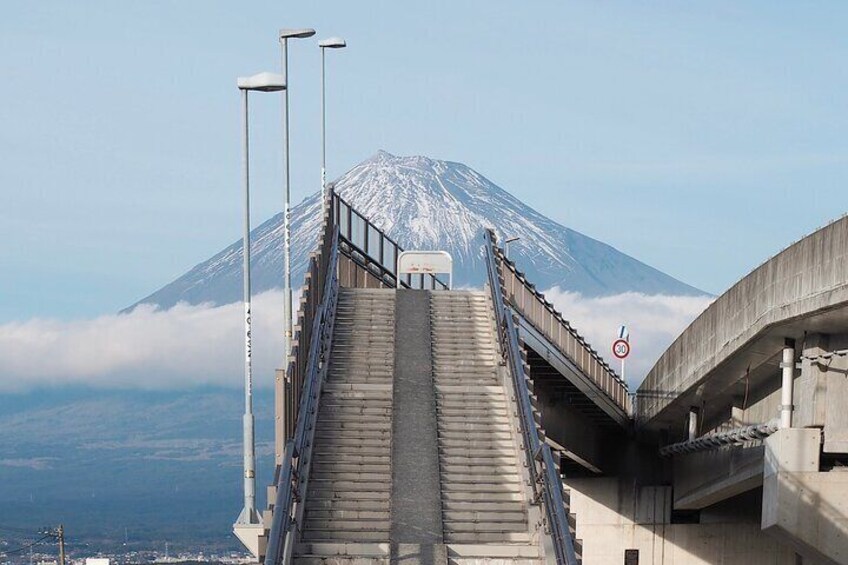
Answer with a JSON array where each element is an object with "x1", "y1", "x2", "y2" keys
[{"x1": 130, "y1": 151, "x2": 703, "y2": 310}]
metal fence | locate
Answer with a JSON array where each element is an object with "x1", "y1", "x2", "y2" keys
[
  {"x1": 495, "y1": 241, "x2": 630, "y2": 413},
  {"x1": 332, "y1": 191, "x2": 448, "y2": 290}
]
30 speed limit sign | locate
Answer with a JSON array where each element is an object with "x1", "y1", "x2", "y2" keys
[{"x1": 612, "y1": 338, "x2": 630, "y2": 359}]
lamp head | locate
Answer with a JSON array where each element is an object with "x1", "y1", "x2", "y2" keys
[
  {"x1": 237, "y1": 72, "x2": 287, "y2": 92},
  {"x1": 279, "y1": 28, "x2": 316, "y2": 40},
  {"x1": 319, "y1": 37, "x2": 347, "y2": 49}
]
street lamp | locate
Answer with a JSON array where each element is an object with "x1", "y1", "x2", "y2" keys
[
  {"x1": 279, "y1": 28, "x2": 315, "y2": 398},
  {"x1": 319, "y1": 37, "x2": 346, "y2": 200},
  {"x1": 504, "y1": 236, "x2": 520, "y2": 260},
  {"x1": 234, "y1": 71, "x2": 286, "y2": 559}
]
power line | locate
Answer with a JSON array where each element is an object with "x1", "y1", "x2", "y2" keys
[{"x1": 0, "y1": 535, "x2": 52, "y2": 556}]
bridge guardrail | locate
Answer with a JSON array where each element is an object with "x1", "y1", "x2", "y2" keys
[
  {"x1": 484, "y1": 229, "x2": 580, "y2": 565},
  {"x1": 267, "y1": 209, "x2": 341, "y2": 565},
  {"x1": 497, "y1": 245, "x2": 630, "y2": 413}
]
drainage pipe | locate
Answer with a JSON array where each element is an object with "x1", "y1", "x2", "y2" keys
[{"x1": 780, "y1": 339, "x2": 795, "y2": 429}]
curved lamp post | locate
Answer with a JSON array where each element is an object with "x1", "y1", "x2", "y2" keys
[
  {"x1": 234, "y1": 71, "x2": 286, "y2": 559},
  {"x1": 319, "y1": 37, "x2": 346, "y2": 199},
  {"x1": 279, "y1": 28, "x2": 316, "y2": 401}
]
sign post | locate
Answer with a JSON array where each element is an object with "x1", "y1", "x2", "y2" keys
[{"x1": 613, "y1": 325, "x2": 630, "y2": 381}]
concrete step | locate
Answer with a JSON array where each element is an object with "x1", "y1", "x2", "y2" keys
[
  {"x1": 439, "y1": 457, "x2": 520, "y2": 469},
  {"x1": 440, "y1": 482, "x2": 522, "y2": 493},
  {"x1": 443, "y1": 510, "x2": 527, "y2": 523},
  {"x1": 441, "y1": 490, "x2": 524, "y2": 502},
  {"x1": 311, "y1": 463, "x2": 390, "y2": 474},
  {"x1": 312, "y1": 434, "x2": 391, "y2": 444},
  {"x1": 294, "y1": 541, "x2": 390, "y2": 557},
  {"x1": 438, "y1": 416, "x2": 511, "y2": 426},
  {"x1": 320, "y1": 396, "x2": 392, "y2": 404},
  {"x1": 441, "y1": 473, "x2": 521, "y2": 484},
  {"x1": 444, "y1": 532, "x2": 531, "y2": 544},
  {"x1": 300, "y1": 530, "x2": 390, "y2": 542},
  {"x1": 439, "y1": 438, "x2": 516, "y2": 450},
  {"x1": 323, "y1": 383, "x2": 393, "y2": 392},
  {"x1": 304, "y1": 519, "x2": 391, "y2": 532},
  {"x1": 305, "y1": 509, "x2": 391, "y2": 521},
  {"x1": 313, "y1": 429, "x2": 392, "y2": 440},
  {"x1": 293, "y1": 558, "x2": 388, "y2": 565},
  {"x1": 316, "y1": 420, "x2": 392, "y2": 431},
  {"x1": 310, "y1": 445, "x2": 390, "y2": 456},
  {"x1": 436, "y1": 384, "x2": 506, "y2": 392},
  {"x1": 311, "y1": 453, "x2": 391, "y2": 462},
  {"x1": 439, "y1": 446, "x2": 518, "y2": 458},
  {"x1": 310, "y1": 471, "x2": 392, "y2": 482},
  {"x1": 442, "y1": 501, "x2": 527, "y2": 513},
  {"x1": 306, "y1": 488, "x2": 390, "y2": 500},
  {"x1": 317, "y1": 409, "x2": 392, "y2": 419},
  {"x1": 306, "y1": 499, "x2": 391, "y2": 512},
  {"x1": 443, "y1": 521, "x2": 529, "y2": 533},
  {"x1": 446, "y1": 543, "x2": 540, "y2": 559}
]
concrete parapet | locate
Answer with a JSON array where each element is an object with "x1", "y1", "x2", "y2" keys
[
  {"x1": 637, "y1": 216, "x2": 848, "y2": 427},
  {"x1": 673, "y1": 445, "x2": 765, "y2": 510},
  {"x1": 565, "y1": 478, "x2": 795, "y2": 564},
  {"x1": 762, "y1": 428, "x2": 848, "y2": 564}
]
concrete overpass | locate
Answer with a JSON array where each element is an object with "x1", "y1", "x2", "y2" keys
[{"x1": 636, "y1": 215, "x2": 848, "y2": 564}]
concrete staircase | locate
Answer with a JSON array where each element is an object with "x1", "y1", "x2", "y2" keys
[
  {"x1": 295, "y1": 289, "x2": 395, "y2": 562},
  {"x1": 430, "y1": 291, "x2": 541, "y2": 563},
  {"x1": 288, "y1": 288, "x2": 569, "y2": 564}
]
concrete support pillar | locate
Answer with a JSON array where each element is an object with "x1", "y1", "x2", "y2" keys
[
  {"x1": 688, "y1": 407, "x2": 700, "y2": 440},
  {"x1": 780, "y1": 339, "x2": 796, "y2": 429}
]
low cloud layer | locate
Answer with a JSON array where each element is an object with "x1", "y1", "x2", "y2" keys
[
  {"x1": 0, "y1": 289, "x2": 711, "y2": 393},
  {"x1": 541, "y1": 288, "x2": 713, "y2": 388},
  {"x1": 0, "y1": 291, "x2": 288, "y2": 392}
]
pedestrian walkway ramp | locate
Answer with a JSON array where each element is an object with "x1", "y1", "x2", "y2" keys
[{"x1": 262, "y1": 191, "x2": 587, "y2": 565}]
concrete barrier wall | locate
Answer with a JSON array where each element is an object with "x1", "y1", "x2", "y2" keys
[
  {"x1": 638, "y1": 216, "x2": 848, "y2": 425},
  {"x1": 565, "y1": 477, "x2": 796, "y2": 564}
]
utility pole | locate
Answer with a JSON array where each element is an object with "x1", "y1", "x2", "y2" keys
[
  {"x1": 57, "y1": 525, "x2": 65, "y2": 565},
  {"x1": 40, "y1": 525, "x2": 66, "y2": 565}
]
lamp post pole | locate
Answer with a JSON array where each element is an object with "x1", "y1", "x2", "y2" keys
[
  {"x1": 279, "y1": 28, "x2": 315, "y2": 388},
  {"x1": 319, "y1": 37, "x2": 346, "y2": 200},
  {"x1": 239, "y1": 86, "x2": 257, "y2": 525},
  {"x1": 234, "y1": 72, "x2": 286, "y2": 557}
]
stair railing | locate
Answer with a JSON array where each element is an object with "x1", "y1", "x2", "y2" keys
[
  {"x1": 484, "y1": 229, "x2": 580, "y2": 565},
  {"x1": 265, "y1": 224, "x2": 341, "y2": 565}
]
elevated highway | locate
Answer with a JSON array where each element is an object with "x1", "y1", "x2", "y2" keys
[{"x1": 637, "y1": 216, "x2": 848, "y2": 564}]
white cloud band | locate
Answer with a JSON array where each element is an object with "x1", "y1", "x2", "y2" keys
[{"x1": 0, "y1": 290, "x2": 711, "y2": 393}]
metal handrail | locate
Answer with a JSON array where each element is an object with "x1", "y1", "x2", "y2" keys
[
  {"x1": 339, "y1": 234, "x2": 445, "y2": 290},
  {"x1": 265, "y1": 226, "x2": 340, "y2": 565},
  {"x1": 484, "y1": 229, "x2": 579, "y2": 565}
]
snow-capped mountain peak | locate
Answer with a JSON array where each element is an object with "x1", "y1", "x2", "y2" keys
[{"x1": 129, "y1": 152, "x2": 703, "y2": 311}]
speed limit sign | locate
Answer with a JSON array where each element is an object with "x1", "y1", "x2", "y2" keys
[{"x1": 612, "y1": 338, "x2": 630, "y2": 359}]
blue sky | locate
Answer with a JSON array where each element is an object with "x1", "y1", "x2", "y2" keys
[{"x1": 1, "y1": 2, "x2": 846, "y2": 321}]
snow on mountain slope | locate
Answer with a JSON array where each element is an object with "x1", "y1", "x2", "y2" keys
[{"x1": 128, "y1": 151, "x2": 703, "y2": 311}]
